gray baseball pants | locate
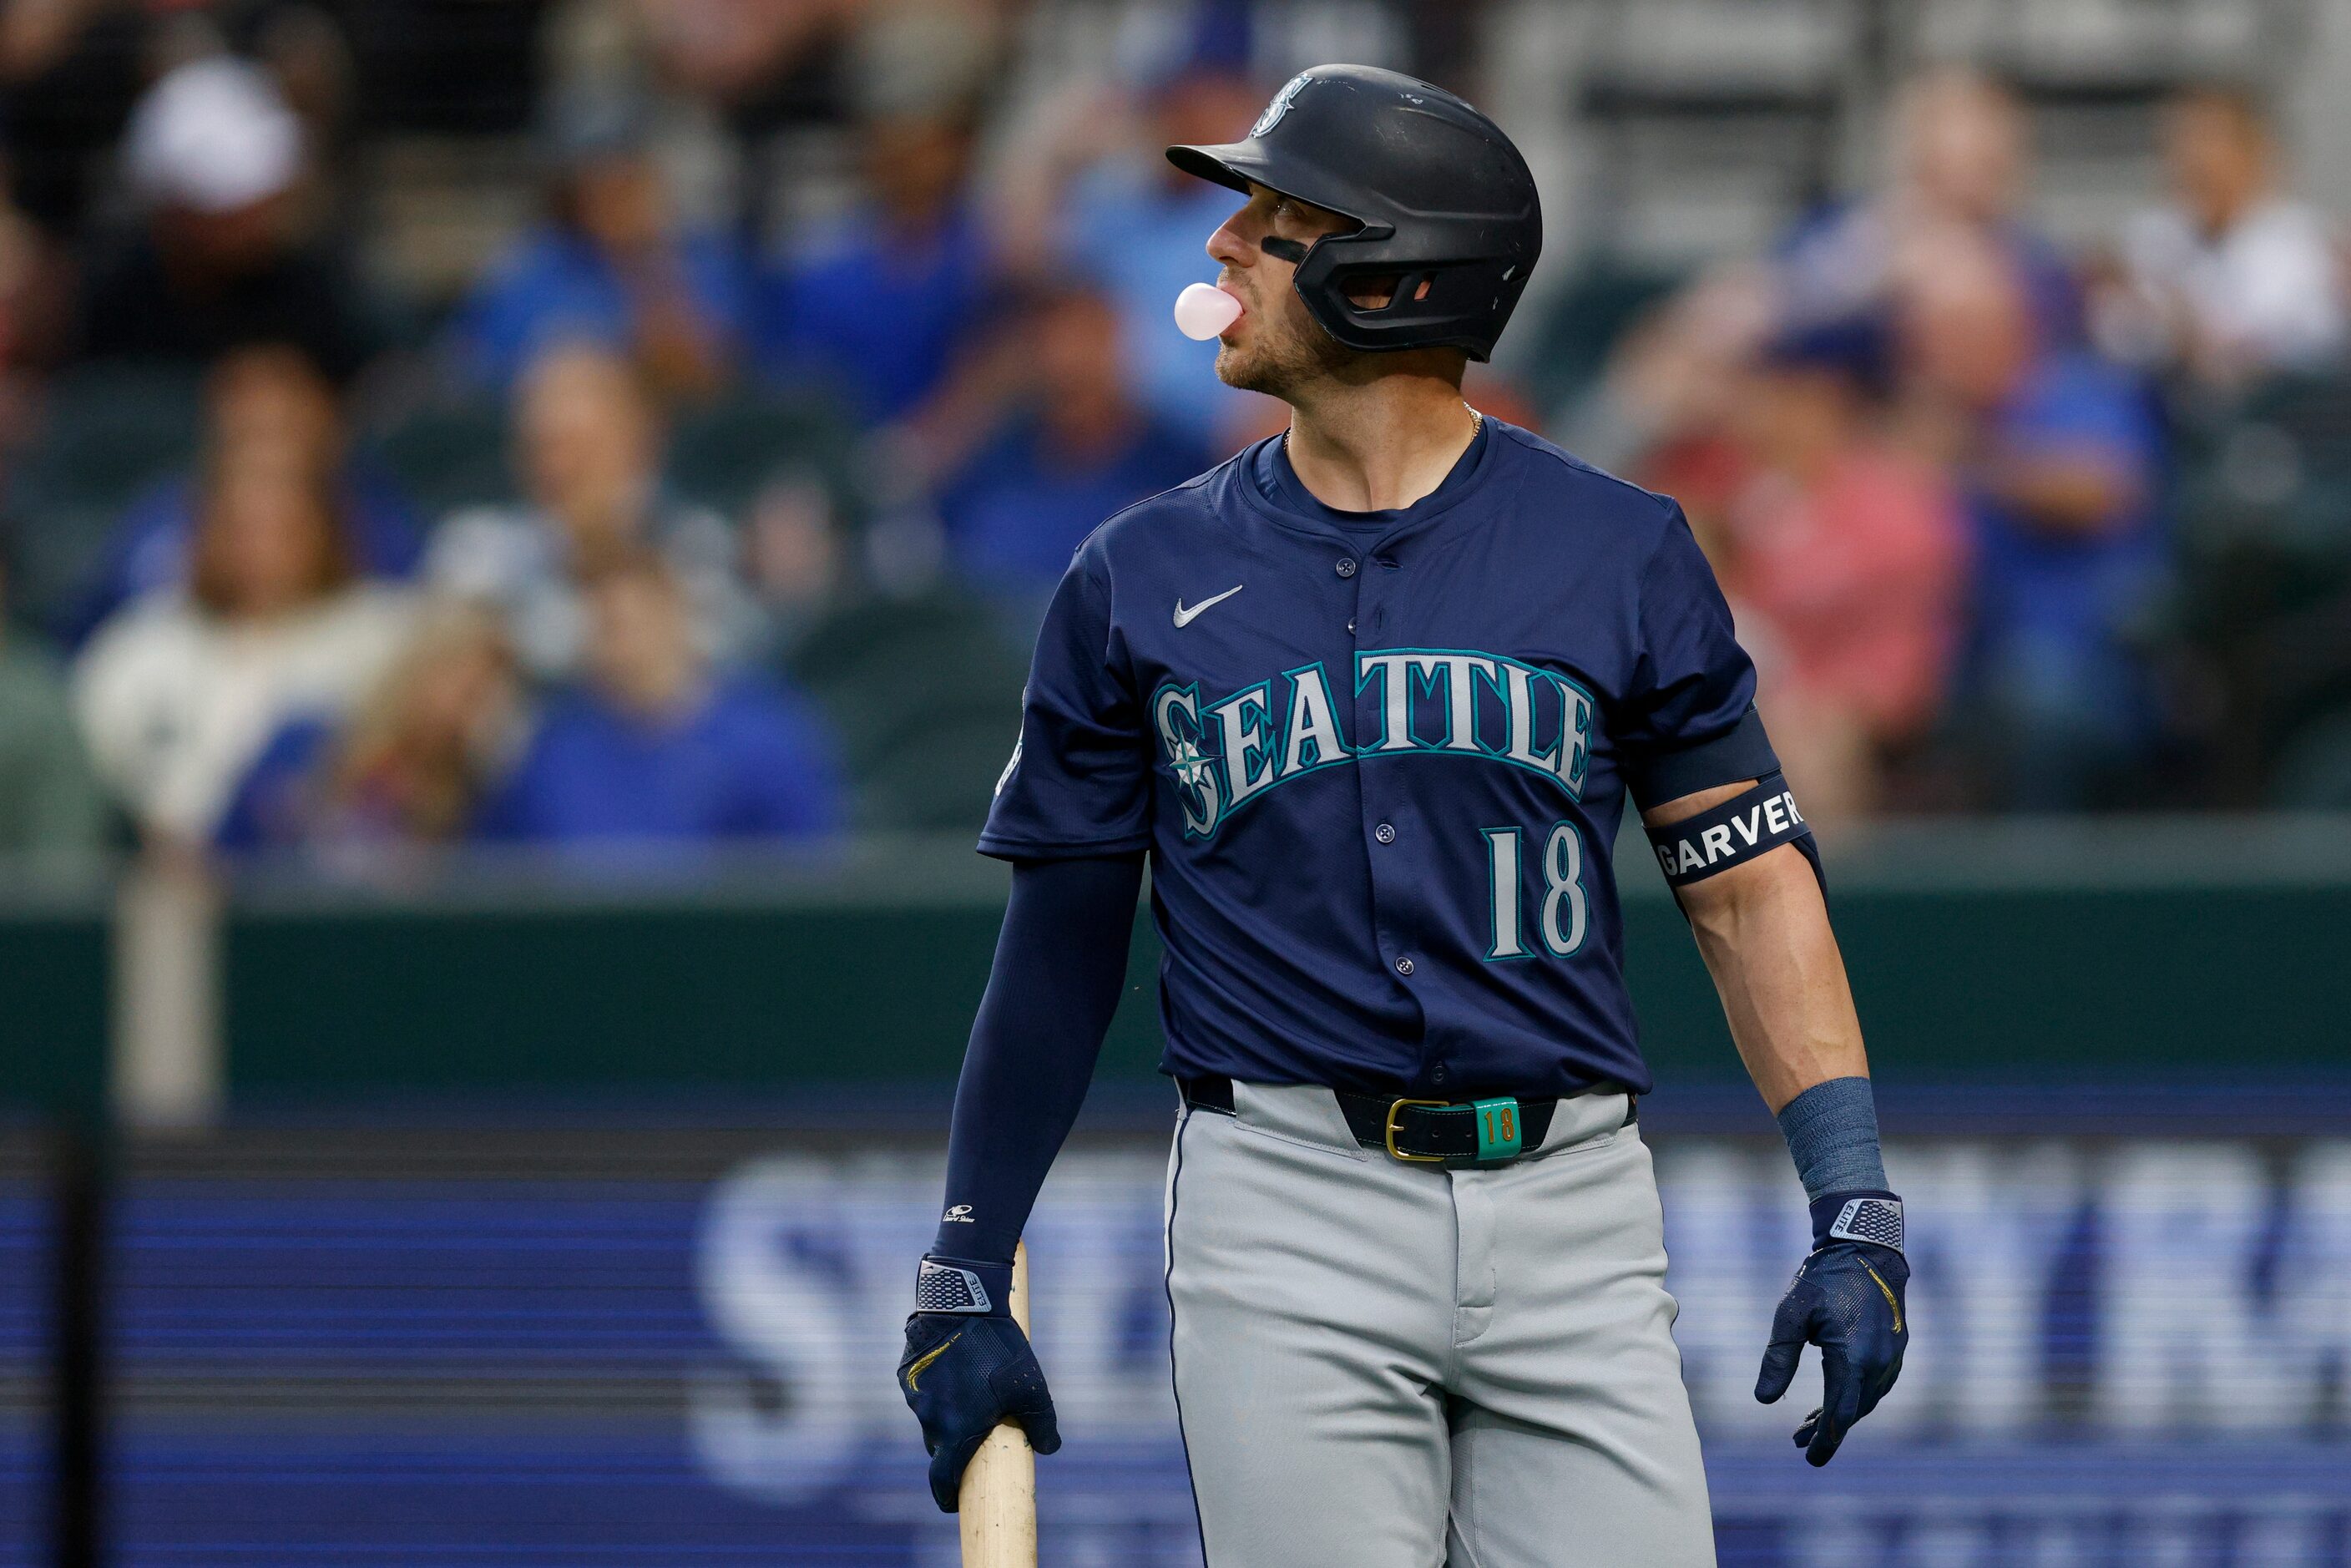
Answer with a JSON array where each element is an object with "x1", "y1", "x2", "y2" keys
[{"x1": 1162, "y1": 1081, "x2": 1716, "y2": 1568}]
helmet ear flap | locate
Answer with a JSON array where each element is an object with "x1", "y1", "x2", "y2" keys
[
  {"x1": 1293, "y1": 240, "x2": 1516, "y2": 361},
  {"x1": 1376, "y1": 271, "x2": 1433, "y2": 314}
]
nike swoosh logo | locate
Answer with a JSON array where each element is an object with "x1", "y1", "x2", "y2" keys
[
  {"x1": 903, "y1": 1332, "x2": 961, "y2": 1392},
  {"x1": 1863, "y1": 1262, "x2": 1903, "y2": 1333},
  {"x1": 1174, "y1": 585, "x2": 1244, "y2": 627}
]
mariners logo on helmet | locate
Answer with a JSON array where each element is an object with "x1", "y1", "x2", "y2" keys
[{"x1": 1252, "y1": 73, "x2": 1312, "y2": 137}]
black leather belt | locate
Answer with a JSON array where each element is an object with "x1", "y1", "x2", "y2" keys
[{"x1": 1178, "y1": 1074, "x2": 1632, "y2": 1167}]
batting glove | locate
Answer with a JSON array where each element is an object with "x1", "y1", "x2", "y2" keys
[
  {"x1": 897, "y1": 1255, "x2": 1062, "y2": 1511},
  {"x1": 1754, "y1": 1191, "x2": 1909, "y2": 1466}
]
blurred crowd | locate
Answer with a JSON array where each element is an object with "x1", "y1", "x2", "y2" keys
[
  {"x1": 1579, "y1": 68, "x2": 2351, "y2": 818},
  {"x1": 0, "y1": 1, "x2": 2343, "y2": 876}
]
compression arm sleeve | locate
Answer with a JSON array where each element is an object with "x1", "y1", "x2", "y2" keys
[{"x1": 929, "y1": 852, "x2": 1148, "y2": 1266}]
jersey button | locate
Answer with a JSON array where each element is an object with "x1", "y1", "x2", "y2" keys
[
  {"x1": 1430, "y1": 1065, "x2": 1449, "y2": 1086},
  {"x1": 1374, "y1": 822, "x2": 1396, "y2": 844},
  {"x1": 1393, "y1": 955, "x2": 1414, "y2": 977},
  {"x1": 1336, "y1": 558, "x2": 1358, "y2": 579}
]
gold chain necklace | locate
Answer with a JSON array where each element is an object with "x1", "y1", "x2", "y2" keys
[{"x1": 1282, "y1": 403, "x2": 1483, "y2": 455}]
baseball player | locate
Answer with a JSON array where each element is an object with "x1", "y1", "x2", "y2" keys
[{"x1": 900, "y1": 65, "x2": 1908, "y2": 1566}]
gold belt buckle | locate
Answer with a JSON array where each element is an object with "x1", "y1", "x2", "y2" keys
[{"x1": 1384, "y1": 1097, "x2": 1450, "y2": 1163}]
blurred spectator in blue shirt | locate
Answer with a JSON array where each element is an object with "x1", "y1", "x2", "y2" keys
[
  {"x1": 1776, "y1": 67, "x2": 2080, "y2": 349},
  {"x1": 216, "y1": 600, "x2": 525, "y2": 859},
  {"x1": 751, "y1": 0, "x2": 1009, "y2": 422},
  {"x1": 938, "y1": 283, "x2": 1212, "y2": 622},
  {"x1": 994, "y1": 58, "x2": 1277, "y2": 448},
  {"x1": 65, "y1": 344, "x2": 422, "y2": 648},
  {"x1": 478, "y1": 552, "x2": 841, "y2": 846},
  {"x1": 757, "y1": 106, "x2": 988, "y2": 425},
  {"x1": 427, "y1": 341, "x2": 759, "y2": 681},
  {"x1": 1894, "y1": 230, "x2": 2166, "y2": 808},
  {"x1": 447, "y1": 86, "x2": 746, "y2": 398}
]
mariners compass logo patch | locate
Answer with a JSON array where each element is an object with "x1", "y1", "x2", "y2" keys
[{"x1": 1253, "y1": 73, "x2": 1312, "y2": 137}]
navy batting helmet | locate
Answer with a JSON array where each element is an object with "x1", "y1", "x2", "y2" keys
[{"x1": 1168, "y1": 64, "x2": 1541, "y2": 362}]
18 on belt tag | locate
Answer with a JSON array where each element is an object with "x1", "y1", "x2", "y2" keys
[{"x1": 1474, "y1": 1097, "x2": 1522, "y2": 1162}]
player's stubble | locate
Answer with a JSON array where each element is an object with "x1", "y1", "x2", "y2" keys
[
  {"x1": 1211, "y1": 273, "x2": 1357, "y2": 402},
  {"x1": 1213, "y1": 270, "x2": 1441, "y2": 406}
]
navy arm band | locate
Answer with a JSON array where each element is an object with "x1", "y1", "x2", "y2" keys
[
  {"x1": 930, "y1": 853, "x2": 1145, "y2": 1266},
  {"x1": 1646, "y1": 771, "x2": 1818, "y2": 888},
  {"x1": 1623, "y1": 705, "x2": 1781, "y2": 810}
]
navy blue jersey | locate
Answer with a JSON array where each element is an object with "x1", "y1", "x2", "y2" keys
[{"x1": 979, "y1": 418, "x2": 1774, "y2": 1099}]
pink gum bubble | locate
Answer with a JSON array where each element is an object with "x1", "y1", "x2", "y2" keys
[{"x1": 1174, "y1": 282, "x2": 1244, "y2": 341}]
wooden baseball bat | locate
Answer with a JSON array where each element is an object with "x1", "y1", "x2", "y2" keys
[{"x1": 958, "y1": 1240, "x2": 1036, "y2": 1566}]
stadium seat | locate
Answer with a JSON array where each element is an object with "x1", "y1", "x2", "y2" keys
[
  {"x1": 664, "y1": 390, "x2": 867, "y2": 524},
  {"x1": 782, "y1": 584, "x2": 1029, "y2": 833},
  {"x1": 2, "y1": 362, "x2": 204, "y2": 629},
  {"x1": 2167, "y1": 369, "x2": 2351, "y2": 645},
  {"x1": 1519, "y1": 260, "x2": 1687, "y2": 423},
  {"x1": 356, "y1": 392, "x2": 515, "y2": 518},
  {"x1": 2268, "y1": 701, "x2": 2351, "y2": 808}
]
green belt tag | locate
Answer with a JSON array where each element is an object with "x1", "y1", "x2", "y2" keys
[{"x1": 1472, "y1": 1097, "x2": 1522, "y2": 1162}]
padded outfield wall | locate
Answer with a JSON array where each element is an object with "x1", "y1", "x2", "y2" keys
[
  {"x1": 3, "y1": 820, "x2": 2346, "y2": 1106},
  {"x1": 206, "y1": 817, "x2": 2351, "y2": 1101}
]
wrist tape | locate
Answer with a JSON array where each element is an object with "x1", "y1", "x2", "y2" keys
[
  {"x1": 1777, "y1": 1075, "x2": 1888, "y2": 1200},
  {"x1": 1647, "y1": 772, "x2": 1818, "y2": 888}
]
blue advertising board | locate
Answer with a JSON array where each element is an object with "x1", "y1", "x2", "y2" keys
[
  {"x1": 107, "y1": 1132, "x2": 2351, "y2": 1565},
  {"x1": 0, "y1": 1176, "x2": 46, "y2": 1568}
]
